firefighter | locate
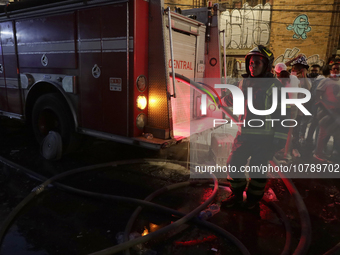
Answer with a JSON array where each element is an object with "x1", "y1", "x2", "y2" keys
[{"x1": 220, "y1": 45, "x2": 290, "y2": 209}]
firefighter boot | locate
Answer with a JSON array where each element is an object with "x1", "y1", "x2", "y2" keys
[
  {"x1": 220, "y1": 193, "x2": 243, "y2": 209},
  {"x1": 221, "y1": 178, "x2": 247, "y2": 208},
  {"x1": 242, "y1": 199, "x2": 260, "y2": 210},
  {"x1": 244, "y1": 179, "x2": 267, "y2": 210},
  {"x1": 242, "y1": 199, "x2": 261, "y2": 219}
]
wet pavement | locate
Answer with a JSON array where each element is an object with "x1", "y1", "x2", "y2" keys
[{"x1": 0, "y1": 118, "x2": 340, "y2": 255}]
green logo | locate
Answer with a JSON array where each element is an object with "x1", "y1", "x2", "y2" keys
[{"x1": 287, "y1": 14, "x2": 311, "y2": 40}]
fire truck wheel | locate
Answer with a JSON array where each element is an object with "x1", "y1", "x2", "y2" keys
[{"x1": 32, "y1": 93, "x2": 75, "y2": 157}]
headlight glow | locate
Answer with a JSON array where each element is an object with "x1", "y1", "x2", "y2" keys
[{"x1": 137, "y1": 95, "x2": 147, "y2": 110}]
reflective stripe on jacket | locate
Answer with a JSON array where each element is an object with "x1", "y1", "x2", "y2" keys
[{"x1": 223, "y1": 76, "x2": 290, "y2": 140}]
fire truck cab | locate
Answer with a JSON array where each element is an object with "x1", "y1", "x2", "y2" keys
[{"x1": 0, "y1": 0, "x2": 222, "y2": 159}]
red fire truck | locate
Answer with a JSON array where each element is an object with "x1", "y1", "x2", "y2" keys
[{"x1": 0, "y1": 0, "x2": 224, "y2": 159}]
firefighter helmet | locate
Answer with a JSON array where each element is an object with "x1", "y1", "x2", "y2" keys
[{"x1": 245, "y1": 45, "x2": 274, "y2": 76}]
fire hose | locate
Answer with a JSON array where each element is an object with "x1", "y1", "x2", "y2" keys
[
  {"x1": 0, "y1": 157, "x2": 250, "y2": 255},
  {"x1": 168, "y1": 73, "x2": 312, "y2": 255},
  {"x1": 271, "y1": 158, "x2": 312, "y2": 255},
  {"x1": 169, "y1": 72, "x2": 241, "y2": 132},
  {"x1": 0, "y1": 155, "x2": 311, "y2": 255},
  {"x1": 0, "y1": 72, "x2": 317, "y2": 255}
]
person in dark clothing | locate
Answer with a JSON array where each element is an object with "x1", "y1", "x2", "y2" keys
[
  {"x1": 309, "y1": 64, "x2": 321, "y2": 79},
  {"x1": 290, "y1": 56, "x2": 312, "y2": 148},
  {"x1": 305, "y1": 65, "x2": 327, "y2": 147},
  {"x1": 220, "y1": 45, "x2": 290, "y2": 209}
]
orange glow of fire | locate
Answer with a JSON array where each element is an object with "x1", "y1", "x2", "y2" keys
[
  {"x1": 141, "y1": 227, "x2": 149, "y2": 236},
  {"x1": 149, "y1": 223, "x2": 161, "y2": 232}
]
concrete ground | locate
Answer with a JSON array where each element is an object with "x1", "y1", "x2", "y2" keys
[{"x1": 0, "y1": 118, "x2": 339, "y2": 255}]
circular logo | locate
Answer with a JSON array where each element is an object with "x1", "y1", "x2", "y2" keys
[
  {"x1": 41, "y1": 54, "x2": 48, "y2": 66},
  {"x1": 92, "y1": 64, "x2": 101, "y2": 79}
]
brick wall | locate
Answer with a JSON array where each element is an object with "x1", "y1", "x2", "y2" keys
[
  {"x1": 269, "y1": 0, "x2": 339, "y2": 66},
  {"x1": 170, "y1": 0, "x2": 340, "y2": 70}
]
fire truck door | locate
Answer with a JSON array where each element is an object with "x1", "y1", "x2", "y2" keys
[
  {"x1": 78, "y1": 7, "x2": 104, "y2": 131},
  {"x1": 0, "y1": 22, "x2": 22, "y2": 115},
  {"x1": 78, "y1": 4, "x2": 128, "y2": 136},
  {"x1": 100, "y1": 4, "x2": 129, "y2": 136},
  {"x1": 168, "y1": 31, "x2": 196, "y2": 132}
]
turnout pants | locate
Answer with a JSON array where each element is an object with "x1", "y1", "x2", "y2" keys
[{"x1": 227, "y1": 135, "x2": 274, "y2": 202}]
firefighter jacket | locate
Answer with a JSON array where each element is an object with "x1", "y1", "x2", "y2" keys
[{"x1": 223, "y1": 73, "x2": 290, "y2": 143}]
